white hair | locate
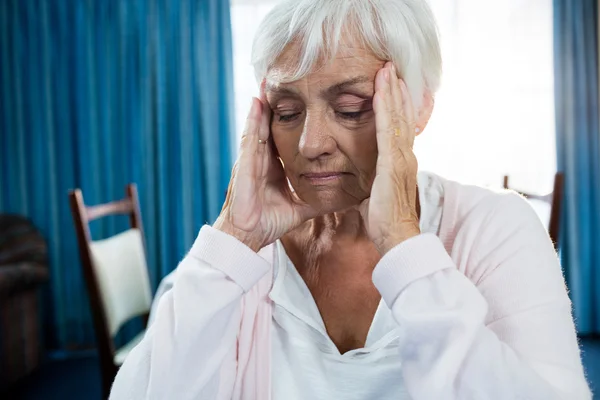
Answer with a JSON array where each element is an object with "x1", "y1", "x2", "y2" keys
[{"x1": 251, "y1": 0, "x2": 442, "y2": 111}]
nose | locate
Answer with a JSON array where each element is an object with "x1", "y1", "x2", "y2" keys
[{"x1": 298, "y1": 112, "x2": 337, "y2": 160}]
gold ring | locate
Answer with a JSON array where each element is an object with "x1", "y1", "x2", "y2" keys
[{"x1": 394, "y1": 128, "x2": 401, "y2": 137}]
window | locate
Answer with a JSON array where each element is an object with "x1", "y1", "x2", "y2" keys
[
  {"x1": 230, "y1": 0, "x2": 556, "y2": 193},
  {"x1": 230, "y1": 0, "x2": 279, "y2": 145}
]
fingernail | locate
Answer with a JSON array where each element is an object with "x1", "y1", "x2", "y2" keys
[{"x1": 384, "y1": 69, "x2": 390, "y2": 83}]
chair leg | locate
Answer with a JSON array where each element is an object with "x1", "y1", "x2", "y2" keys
[{"x1": 101, "y1": 362, "x2": 118, "y2": 399}]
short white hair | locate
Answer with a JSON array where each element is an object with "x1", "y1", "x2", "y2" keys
[{"x1": 251, "y1": 0, "x2": 442, "y2": 110}]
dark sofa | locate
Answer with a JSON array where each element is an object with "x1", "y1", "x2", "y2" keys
[{"x1": 0, "y1": 214, "x2": 49, "y2": 389}]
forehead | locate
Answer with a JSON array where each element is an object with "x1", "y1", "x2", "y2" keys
[{"x1": 266, "y1": 36, "x2": 385, "y2": 87}]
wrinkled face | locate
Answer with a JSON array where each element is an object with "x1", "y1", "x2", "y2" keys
[{"x1": 265, "y1": 40, "x2": 384, "y2": 215}]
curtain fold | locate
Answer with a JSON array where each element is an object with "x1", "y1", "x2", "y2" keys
[
  {"x1": 0, "y1": 0, "x2": 234, "y2": 350},
  {"x1": 553, "y1": 0, "x2": 600, "y2": 334}
]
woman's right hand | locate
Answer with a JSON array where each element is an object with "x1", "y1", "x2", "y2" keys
[{"x1": 213, "y1": 95, "x2": 317, "y2": 252}]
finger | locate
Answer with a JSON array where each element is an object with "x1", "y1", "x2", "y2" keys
[
  {"x1": 399, "y1": 79, "x2": 417, "y2": 148},
  {"x1": 385, "y1": 61, "x2": 395, "y2": 96},
  {"x1": 240, "y1": 98, "x2": 262, "y2": 153},
  {"x1": 387, "y1": 64, "x2": 416, "y2": 149},
  {"x1": 257, "y1": 83, "x2": 285, "y2": 183},
  {"x1": 237, "y1": 98, "x2": 264, "y2": 187},
  {"x1": 392, "y1": 80, "x2": 413, "y2": 149},
  {"x1": 373, "y1": 68, "x2": 394, "y2": 160},
  {"x1": 390, "y1": 64, "x2": 403, "y2": 118},
  {"x1": 374, "y1": 64, "x2": 390, "y2": 99},
  {"x1": 388, "y1": 63, "x2": 408, "y2": 148},
  {"x1": 258, "y1": 81, "x2": 272, "y2": 144},
  {"x1": 265, "y1": 137, "x2": 285, "y2": 183},
  {"x1": 221, "y1": 162, "x2": 238, "y2": 210}
]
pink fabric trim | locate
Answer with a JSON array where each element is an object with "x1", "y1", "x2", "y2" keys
[
  {"x1": 231, "y1": 245, "x2": 274, "y2": 400},
  {"x1": 438, "y1": 179, "x2": 459, "y2": 254}
]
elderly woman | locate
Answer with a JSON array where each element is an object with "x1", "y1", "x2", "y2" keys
[{"x1": 110, "y1": 0, "x2": 590, "y2": 399}]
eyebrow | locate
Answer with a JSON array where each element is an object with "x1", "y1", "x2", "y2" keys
[
  {"x1": 324, "y1": 76, "x2": 372, "y2": 97},
  {"x1": 266, "y1": 75, "x2": 373, "y2": 101}
]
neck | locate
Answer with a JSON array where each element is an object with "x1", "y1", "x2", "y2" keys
[
  {"x1": 313, "y1": 208, "x2": 369, "y2": 241},
  {"x1": 281, "y1": 186, "x2": 421, "y2": 276},
  {"x1": 282, "y1": 210, "x2": 377, "y2": 281},
  {"x1": 307, "y1": 183, "x2": 421, "y2": 243},
  {"x1": 280, "y1": 208, "x2": 370, "y2": 264}
]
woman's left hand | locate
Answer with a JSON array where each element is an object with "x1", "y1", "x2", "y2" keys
[{"x1": 359, "y1": 62, "x2": 421, "y2": 255}]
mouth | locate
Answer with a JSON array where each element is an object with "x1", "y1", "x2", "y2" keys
[{"x1": 301, "y1": 172, "x2": 349, "y2": 184}]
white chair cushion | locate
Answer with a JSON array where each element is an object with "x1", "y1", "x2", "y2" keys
[
  {"x1": 89, "y1": 228, "x2": 152, "y2": 335},
  {"x1": 527, "y1": 198, "x2": 552, "y2": 230},
  {"x1": 113, "y1": 330, "x2": 146, "y2": 365}
]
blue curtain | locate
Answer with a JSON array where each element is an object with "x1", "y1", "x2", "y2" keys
[
  {"x1": 554, "y1": 0, "x2": 600, "y2": 334},
  {"x1": 0, "y1": 0, "x2": 235, "y2": 350}
]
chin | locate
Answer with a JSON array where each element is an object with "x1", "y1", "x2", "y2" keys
[{"x1": 301, "y1": 189, "x2": 364, "y2": 216}]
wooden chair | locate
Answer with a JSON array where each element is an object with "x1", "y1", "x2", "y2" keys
[
  {"x1": 503, "y1": 173, "x2": 564, "y2": 251},
  {"x1": 69, "y1": 184, "x2": 152, "y2": 398}
]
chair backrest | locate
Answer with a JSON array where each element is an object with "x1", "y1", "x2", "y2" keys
[
  {"x1": 68, "y1": 183, "x2": 151, "y2": 396},
  {"x1": 88, "y1": 228, "x2": 152, "y2": 336},
  {"x1": 503, "y1": 173, "x2": 564, "y2": 250}
]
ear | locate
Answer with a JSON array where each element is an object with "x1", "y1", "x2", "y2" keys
[{"x1": 416, "y1": 90, "x2": 434, "y2": 136}]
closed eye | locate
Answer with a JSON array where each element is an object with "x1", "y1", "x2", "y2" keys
[
  {"x1": 278, "y1": 112, "x2": 301, "y2": 122},
  {"x1": 337, "y1": 111, "x2": 365, "y2": 120},
  {"x1": 276, "y1": 109, "x2": 370, "y2": 122}
]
